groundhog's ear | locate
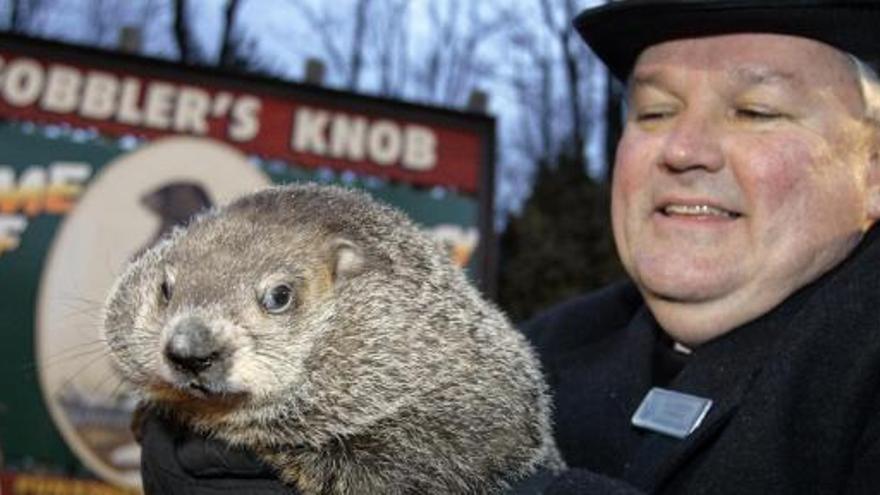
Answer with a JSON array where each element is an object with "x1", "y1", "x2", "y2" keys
[{"x1": 329, "y1": 237, "x2": 366, "y2": 282}]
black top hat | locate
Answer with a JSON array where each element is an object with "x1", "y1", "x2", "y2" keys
[{"x1": 574, "y1": 1, "x2": 880, "y2": 82}]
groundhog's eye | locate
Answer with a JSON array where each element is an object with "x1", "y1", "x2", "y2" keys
[{"x1": 261, "y1": 284, "x2": 293, "y2": 314}]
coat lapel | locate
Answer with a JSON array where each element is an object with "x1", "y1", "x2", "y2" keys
[
  {"x1": 624, "y1": 283, "x2": 815, "y2": 491},
  {"x1": 548, "y1": 305, "x2": 657, "y2": 476}
]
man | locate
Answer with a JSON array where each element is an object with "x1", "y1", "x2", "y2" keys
[
  {"x1": 525, "y1": 0, "x2": 880, "y2": 493},
  {"x1": 138, "y1": 1, "x2": 880, "y2": 493}
]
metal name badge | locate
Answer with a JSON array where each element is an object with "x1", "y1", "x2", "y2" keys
[{"x1": 631, "y1": 387, "x2": 713, "y2": 439}]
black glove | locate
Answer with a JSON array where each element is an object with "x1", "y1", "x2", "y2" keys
[
  {"x1": 138, "y1": 409, "x2": 640, "y2": 495},
  {"x1": 138, "y1": 411, "x2": 298, "y2": 495}
]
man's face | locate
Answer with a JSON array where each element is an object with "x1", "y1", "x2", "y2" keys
[{"x1": 613, "y1": 33, "x2": 880, "y2": 345}]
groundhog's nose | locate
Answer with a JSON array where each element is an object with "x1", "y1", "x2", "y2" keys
[{"x1": 164, "y1": 317, "x2": 221, "y2": 375}]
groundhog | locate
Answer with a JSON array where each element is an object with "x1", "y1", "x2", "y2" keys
[{"x1": 103, "y1": 183, "x2": 564, "y2": 494}]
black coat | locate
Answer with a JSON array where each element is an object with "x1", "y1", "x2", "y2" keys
[
  {"x1": 138, "y1": 227, "x2": 880, "y2": 494},
  {"x1": 137, "y1": 412, "x2": 556, "y2": 494},
  {"x1": 529, "y1": 226, "x2": 880, "y2": 494}
]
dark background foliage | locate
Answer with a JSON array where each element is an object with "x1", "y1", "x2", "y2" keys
[{"x1": 499, "y1": 152, "x2": 623, "y2": 321}]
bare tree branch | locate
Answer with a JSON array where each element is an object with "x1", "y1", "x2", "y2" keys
[
  {"x1": 283, "y1": 0, "x2": 347, "y2": 79},
  {"x1": 423, "y1": 0, "x2": 451, "y2": 101},
  {"x1": 173, "y1": 0, "x2": 194, "y2": 63},
  {"x1": 393, "y1": 0, "x2": 410, "y2": 97},
  {"x1": 347, "y1": 0, "x2": 370, "y2": 89},
  {"x1": 218, "y1": 0, "x2": 243, "y2": 68},
  {"x1": 9, "y1": 0, "x2": 20, "y2": 31},
  {"x1": 88, "y1": 0, "x2": 116, "y2": 47},
  {"x1": 9, "y1": 0, "x2": 51, "y2": 34},
  {"x1": 538, "y1": 0, "x2": 590, "y2": 167}
]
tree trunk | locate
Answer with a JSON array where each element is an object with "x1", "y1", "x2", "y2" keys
[
  {"x1": 9, "y1": 0, "x2": 20, "y2": 32},
  {"x1": 560, "y1": 0, "x2": 585, "y2": 169},
  {"x1": 218, "y1": 0, "x2": 243, "y2": 68},
  {"x1": 347, "y1": 0, "x2": 370, "y2": 89},
  {"x1": 174, "y1": 0, "x2": 193, "y2": 64}
]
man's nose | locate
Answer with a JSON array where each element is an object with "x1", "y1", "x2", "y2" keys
[{"x1": 660, "y1": 110, "x2": 724, "y2": 173}]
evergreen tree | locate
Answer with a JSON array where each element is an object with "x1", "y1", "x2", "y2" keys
[{"x1": 498, "y1": 153, "x2": 623, "y2": 323}]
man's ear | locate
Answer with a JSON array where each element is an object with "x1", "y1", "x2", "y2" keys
[
  {"x1": 867, "y1": 148, "x2": 880, "y2": 221},
  {"x1": 328, "y1": 237, "x2": 366, "y2": 283}
]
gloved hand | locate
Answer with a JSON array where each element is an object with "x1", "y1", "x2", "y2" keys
[
  {"x1": 137, "y1": 410, "x2": 298, "y2": 495},
  {"x1": 136, "y1": 409, "x2": 620, "y2": 495}
]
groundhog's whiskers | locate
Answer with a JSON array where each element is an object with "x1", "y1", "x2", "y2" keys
[
  {"x1": 27, "y1": 339, "x2": 108, "y2": 372},
  {"x1": 103, "y1": 184, "x2": 564, "y2": 494},
  {"x1": 46, "y1": 296, "x2": 109, "y2": 333}
]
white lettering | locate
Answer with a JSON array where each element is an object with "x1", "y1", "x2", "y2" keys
[
  {"x1": 293, "y1": 107, "x2": 329, "y2": 154},
  {"x1": 50, "y1": 162, "x2": 92, "y2": 188},
  {"x1": 402, "y1": 125, "x2": 437, "y2": 171},
  {"x1": 3, "y1": 58, "x2": 44, "y2": 107},
  {"x1": 117, "y1": 77, "x2": 143, "y2": 125},
  {"x1": 0, "y1": 214, "x2": 27, "y2": 254},
  {"x1": 329, "y1": 114, "x2": 367, "y2": 161},
  {"x1": 288, "y1": 109, "x2": 441, "y2": 171},
  {"x1": 367, "y1": 120, "x2": 401, "y2": 166},
  {"x1": 174, "y1": 86, "x2": 211, "y2": 134},
  {"x1": 18, "y1": 166, "x2": 47, "y2": 191},
  {"x1": 144, "y1": 81, "x2": 175, "y2": 129},
  {"x1": 41, "y1": 65, "x2": 81, "y2": 114},
  {"x1": 228, "y1": 96, "x2": 260, "y2": 141},
  {"x1": 0, "y1": 167, "x2": 13, "y2": 189},
  {"x1": 80, "y1": 71, "x2": 119, "y2": 120},
  {"x1": 0, "y1": 162, "x2": 93, "y2": 216},
  {"x1": 0, "y1": 57, "x2": 267, "y2": 144}
]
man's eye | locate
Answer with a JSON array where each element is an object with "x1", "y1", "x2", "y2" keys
[
  {"x1": 735, "y1": 107, "x2": 784, "y2": 120},
  {"x1": 635, "y1": 110, "x2": 673, "y2": 122}
]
